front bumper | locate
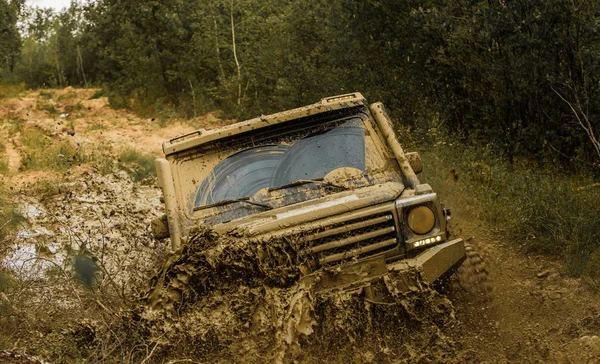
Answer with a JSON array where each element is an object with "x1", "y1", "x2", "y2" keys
[{"x1": 299, "y1": 238, "x2": 466, "y2": 294}]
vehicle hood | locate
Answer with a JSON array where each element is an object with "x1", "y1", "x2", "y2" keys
[{"x1": 213, "y1": 181, "x2": 404, "y2": 237}]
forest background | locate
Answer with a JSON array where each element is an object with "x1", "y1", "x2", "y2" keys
[{"x1": 1, "y1": 0, "x2": 600, "y2": 279}]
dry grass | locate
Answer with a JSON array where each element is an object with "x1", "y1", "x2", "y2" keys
[{"x1": 20, "y1": 129, "x2": 94, "y2": 172}]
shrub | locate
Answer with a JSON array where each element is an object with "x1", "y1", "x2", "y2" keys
[
  {"x1": 118, "y1": 149, "x2": 156, "y2": 182},
  {"x1": 419, "y1": 137, "x2": 600, "y2": 280}
]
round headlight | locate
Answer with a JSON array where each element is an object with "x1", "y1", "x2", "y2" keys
[{"x1": 407, "y1": 206, "x2": 435, "y2": 235}]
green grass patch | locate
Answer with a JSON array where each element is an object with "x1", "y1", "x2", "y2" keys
[
  {"x1": 38, "y1": 90, "x2": 54, "y2": 99},
  {"x1": 7, "y1": 119, "x2": 22, "y2": 136},
  {"x1": 0, "y1": 140, "x2": 7, "y2": 174},
  {"x1": 30, "y1": 178, "x2": 63, "y2": 200},
  {"x1": 57, "y1": 90, "x2": 77, "y2": 101},
  {"x1": 118, "y1": 148, "x2": 156, "y2": 182},
  {"x1": 0, "y1": 83, "x2": 25, "y2": 99},
  {"x1": 89, "y1": 89, "x2": 106, "y2": 100},
  {"x1": 419, "y1": 140, "x2": 600, "y2": 282},
  {"x1": 0, "y1": 187, "x2": 24, "y2": 242},
  {"x1": 37, "y1": 100, "x2": 58, "y2": 115},
  {"x1": 86, "y1": 122, "x2": 107, "y2": 131},
  {"x1": 21, "y1": 129, "x2": 94, "y2": 171}
]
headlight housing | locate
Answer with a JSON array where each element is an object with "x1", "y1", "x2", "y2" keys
[
  {"x1": 407, "y1": 206, "x2": 435, "y2": 235},
  {"x1": 395, "y1": 188, "x2": 447, "y2": 250}
]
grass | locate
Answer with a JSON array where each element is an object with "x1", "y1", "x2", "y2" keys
[
  {"x1": 7, "y1": 119, "x2": 22, "y2": 136},
  {"x1": 0, "y1": 141, "x2": 7, "y2": 174},
  {"x1": 37, "y1": 100, "x2": 58, "y2": 115},
  {"x1": 86, "y1": 122, "x2": 107, "y2": 131},
  {"x1": 0, "y1": 187, "x2": 24, "y2": 245},
  {"x1": 30, "y1": 178, "x2": 63, "y2": 200},
  {"x1": 0, "y1": 83, "x2": 25, "y2": 99},
  {"x1": 20, "y1": 129, "x2": 94, "y2": 172},
  {"x1": 418, "y1": 137, "x2": 600, "y2": 282},
  {"x1": 39, "y1": 90, "x2": 55, "y2": 99},
  {"x1": 118, "y1": 148, "x2": 156, "y2": 182},
  {"x1": 57, "y1": 90, "x2": 77, "y2": 101},
  {"x1": 89, "y1": 89, "x2": 106, "y2": 100}
]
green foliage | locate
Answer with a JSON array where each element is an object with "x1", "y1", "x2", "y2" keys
[
  {"x1": 86, "y1": 122, "x2": 106, "y2": 131},
  {"x1": 0, "y1": 83, "x2": 25, "y2": 98},
  {"x1": 21, "y1": 129, "x2": 93, "y2": 171},
  {"x1": 0, "y1": 0, "x2": 22, "y2": 81},
  {"x1": 4, "y1": 1, "x2": 599, "y2": 168},
  {"x1": 0, "y1": 186, "x2": 24, "y2": 243},
  {"x1": 89, "y1": 88, "x2": 105, "y2": 99},
  {"x1": 39, "y1": 90, "x2": 54, "y2": 99},
  {"x1": 420, "y1": 136, "x2": 600, "y2": 279},
  {"x1": 0, "y1": 140, "x2": 7, "y2": 174},
  {"x1": 118, "y1": 148, "x2": 156, "y2": 182}
]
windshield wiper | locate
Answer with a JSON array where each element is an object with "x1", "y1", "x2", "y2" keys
[
  {"x1": 193, "y1": 197, "x2": 273, "y2": 211},
  {"x1": 268, "y1": 178, "x2": 349, "y2": 192}
]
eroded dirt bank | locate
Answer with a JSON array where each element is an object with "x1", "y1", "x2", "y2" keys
[{"x1": 1, "y1": 88, "x2": 599, "y2": 363}]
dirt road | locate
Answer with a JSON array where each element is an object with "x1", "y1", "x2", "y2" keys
[{"x1": 1, "y1": 88, "x2": 599, "y2": 363}]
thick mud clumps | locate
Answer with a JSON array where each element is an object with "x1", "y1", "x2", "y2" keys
[{"x1": 140, "y1": 228, "x2": 465, "y2": 363}]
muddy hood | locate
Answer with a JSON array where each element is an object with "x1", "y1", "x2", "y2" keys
[{"x1": 214, "y1": 181, "x2": 404, "y2": 237}]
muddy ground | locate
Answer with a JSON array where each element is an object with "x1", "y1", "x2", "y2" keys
[{"x1": 0, "y1": 88, "x2": 599, "y2": 363}]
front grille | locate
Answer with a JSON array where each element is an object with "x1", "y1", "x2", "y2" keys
[{"x1": 300, "y1": 212, "x2": 398, "y2": 266}]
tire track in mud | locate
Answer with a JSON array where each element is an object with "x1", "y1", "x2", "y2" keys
[{"x1": 440, "y1": 195, "x2": 600, "y2": 363}]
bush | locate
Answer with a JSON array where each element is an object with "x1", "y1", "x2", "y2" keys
[
  {"x1": 419, "y1": 137, "x2": 600, "y2": 280},
  {"x1": 118, "y1": 149, "x2": 156, "y2": 182}
]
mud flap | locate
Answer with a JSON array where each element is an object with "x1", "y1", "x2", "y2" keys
[{"x1": 301, "y1": 239, "x2": 466, "y2": 294}]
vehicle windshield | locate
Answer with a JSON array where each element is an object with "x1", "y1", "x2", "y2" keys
[
  {"x1": 170, "y1": 109, "x2": 402, "y2": 222},
  {"x1": 195, "y1": 119, "x2": 365, "y2": 207}
]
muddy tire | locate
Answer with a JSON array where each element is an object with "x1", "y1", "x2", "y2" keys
[{"x1": 447, "y1": 240, "x2": 492, "y2": 303}]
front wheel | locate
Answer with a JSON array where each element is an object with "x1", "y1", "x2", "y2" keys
[
  {"x1": 452, "y1": 241, "x2": 492, "y2": 302},
  {"x1": 435, "y1": 239, "x2": 492, "y2": 303}
]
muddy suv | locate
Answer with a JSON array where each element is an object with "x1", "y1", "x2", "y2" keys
[{"x1": 152, "y1": 93, "x2": 466, "y2": 295}]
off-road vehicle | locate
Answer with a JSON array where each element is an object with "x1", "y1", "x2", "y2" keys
[{"x1": 151, "y1": 93, "x2": 470, "y2": 297}]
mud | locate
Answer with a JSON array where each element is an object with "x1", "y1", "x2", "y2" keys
[
  {"x1": 3, "y1": 170, "x2": 166, "y2": 292},
  {"x1": 137, "y1": 228, "x2": 466, "y2": 363}
]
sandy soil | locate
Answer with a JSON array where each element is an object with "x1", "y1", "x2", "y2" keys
[{"x1": 1, "y1": 88, "x2": 599, "y2": 363}]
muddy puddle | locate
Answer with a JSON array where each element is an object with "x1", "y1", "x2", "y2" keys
[{"x1": 2, "y1": 171, "x2": 166, "y2": 290}]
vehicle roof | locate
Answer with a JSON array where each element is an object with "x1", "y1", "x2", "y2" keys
[{"x1": 163, "y1": 92, "x2": 366, "y2": 155}]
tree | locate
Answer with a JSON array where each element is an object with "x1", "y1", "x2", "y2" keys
[{"x1": 0, "y1": 0, "x2": 23, "y2": 78}]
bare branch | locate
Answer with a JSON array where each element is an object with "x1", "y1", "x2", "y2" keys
[{"x1": 552, "y1": 87, "x2": 600, "y2": 163}]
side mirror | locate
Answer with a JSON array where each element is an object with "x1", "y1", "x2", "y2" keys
[{"x1": 405, "y1": 152, "x2": 423, "y2": 174}]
